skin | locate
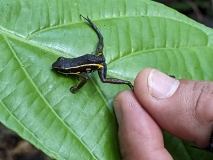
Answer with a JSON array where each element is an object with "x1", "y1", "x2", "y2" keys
[{"x1": 114, "y1": 68, "x2": 213, "y2": 160}]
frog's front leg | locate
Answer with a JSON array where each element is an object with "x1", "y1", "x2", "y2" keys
[{"x1": 70, "y1": 73, "x2": 88, "y2": 93}]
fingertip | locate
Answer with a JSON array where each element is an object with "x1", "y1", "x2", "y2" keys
[
  {"x1": 113, "y1": 90, "x2": 172, "y2": 159},
  {"x1": 114, "y1": 91, "x2": 137, "y2": 125},
  {"x1": 113, "y1": 91, "x2": 131, "y2": 125},
  {"x1": 134, "y1": 68, "x2": 180, "y2": 99},
  {"x1": 134, "y1": 68, "x2": 152, "y2": 96}
]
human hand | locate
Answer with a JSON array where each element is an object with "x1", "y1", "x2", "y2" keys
[{"x1": 114, "y1": 68, "x2": 213, "y2": 160}]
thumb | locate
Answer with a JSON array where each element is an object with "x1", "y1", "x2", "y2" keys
[{"x1": 135, "y1": 68, "x2": 213, "y2": 147}]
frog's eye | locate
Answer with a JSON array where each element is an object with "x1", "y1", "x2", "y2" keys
[{"x1": 57, "y1": 57, "x2": 65, "y2": 61}]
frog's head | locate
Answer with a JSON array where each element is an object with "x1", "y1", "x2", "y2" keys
[{"x1": 52, "y1": 57, "x2": 70, "y2": 71}]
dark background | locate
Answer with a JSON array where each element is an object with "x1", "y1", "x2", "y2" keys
[
  {"x1": 155, "y1": 0, "x2": 213, "y2": 27},
  {"x1": 0, "y1": 1, "x2": 212, "y2": 159}
]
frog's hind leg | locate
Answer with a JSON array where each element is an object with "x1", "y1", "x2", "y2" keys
[{"x1": 80, "y1": 15, "x2": 104, "y2": 58}]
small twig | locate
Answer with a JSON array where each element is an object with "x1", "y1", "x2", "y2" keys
[
  {"x1": 212, "y1": 0, "x2": 213, "y2": 12},
  {"x1": 183, "y1": 0, "x2": 203, "y2": 22}
]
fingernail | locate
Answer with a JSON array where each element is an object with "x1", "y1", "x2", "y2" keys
[
  {"x1": 148, "y1": 69, "x2": 180, "y2": 99},
  {"x1": 113, "y1": 100, "x2": 122, "y2": 125}
]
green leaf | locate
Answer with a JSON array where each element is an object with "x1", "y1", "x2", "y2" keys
[{"x1": 0, "y1": 0, "x2": 213, "y2": 159}]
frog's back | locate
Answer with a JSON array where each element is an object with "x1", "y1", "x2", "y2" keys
[{"x1": 69, "y1": 54, "x2": 105, "y2": 67}]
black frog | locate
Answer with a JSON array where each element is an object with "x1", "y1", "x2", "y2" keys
[{"x1": 52, "y1": 15, "x2": 133, "y2": 93}]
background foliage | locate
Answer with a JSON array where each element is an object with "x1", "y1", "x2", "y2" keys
[{"x1": 1, "y1": 0, "x2": 213, "y2": 159}]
